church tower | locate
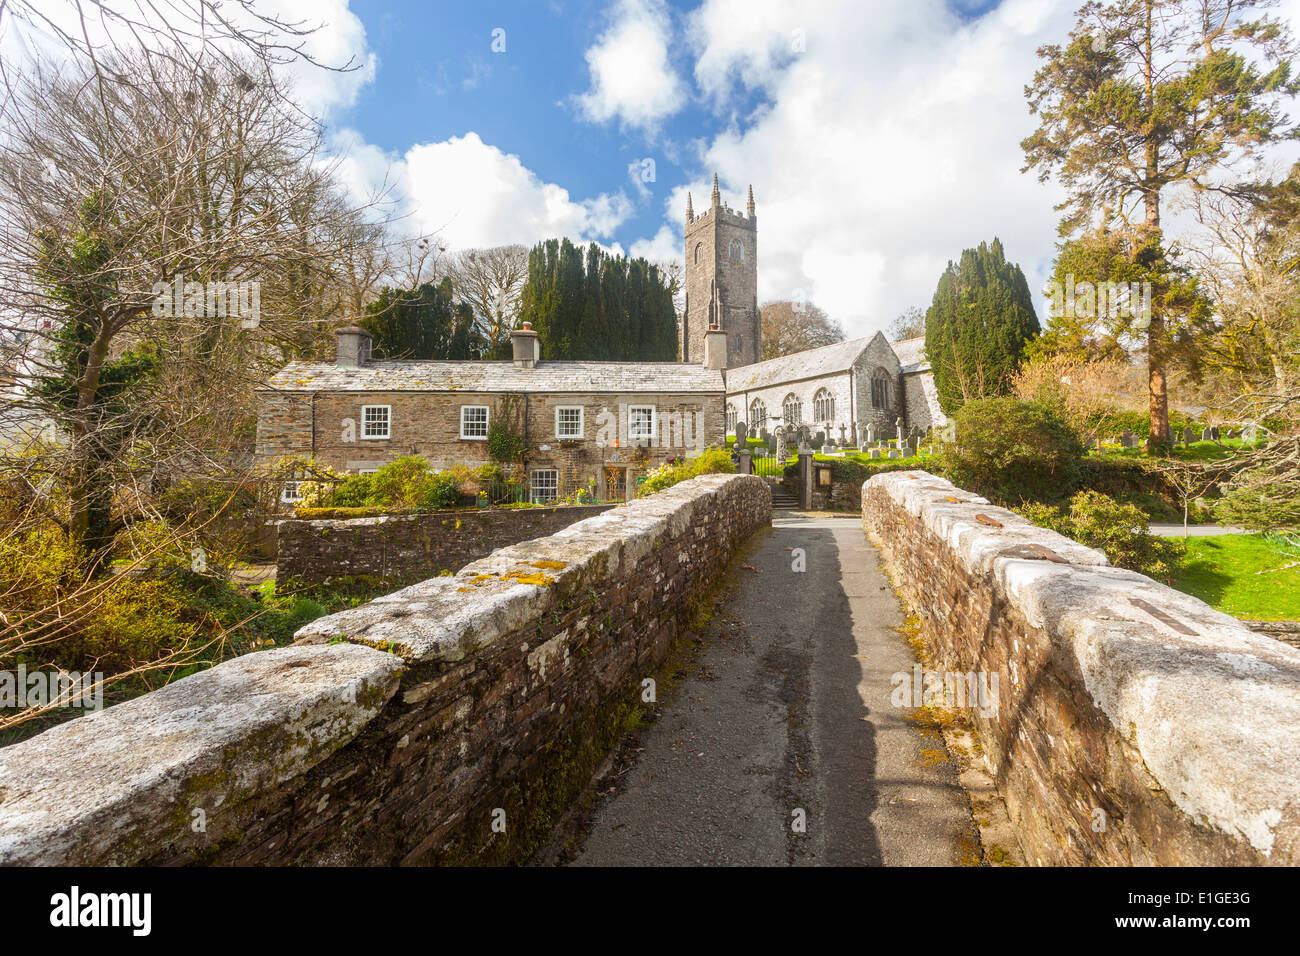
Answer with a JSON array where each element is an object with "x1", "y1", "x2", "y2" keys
[{"x1": 682, "y1": 174, "x2": 760, "y2": 367}]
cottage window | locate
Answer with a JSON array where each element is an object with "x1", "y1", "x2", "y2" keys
[
  {"x1": 361, "y1": 405, "x2": 391, "y2": 439},
  {"x1": 556, "y1": 406, "x2": 584, "y2": 439},
  {"x1": 628, "y1": 405, "x2": 656, "y2": 442},
  {"x1": 460, "y1": 405, "x2": 489, "y2": 440},
  {"x1": 280, "y1": 481, "x2": 303, "y2": 503},
  {"x1": 530, "y1": 469, "x2": 559, "y2": 504}
]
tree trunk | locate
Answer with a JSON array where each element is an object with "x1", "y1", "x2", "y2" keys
[{"x1": 1141, "y1": 0, "x2": 1171, "y2": 448}]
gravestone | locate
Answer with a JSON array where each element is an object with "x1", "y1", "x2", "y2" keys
[
  {"x1": 868, "y1": 448, "x2": 881, "y2": 459},
  {"x1": 814, "y1": 430, "x2": 826, "y2": 446},
  {"x1": 1120, "y1": 429, "x2": 1136, "y2": 448},
  {"x1": 1242, "y1": 422, "x2": 1258, "y2": 443},
  {"x1": 1181, "y1": 427, "x2": 1191, "y2": 447},
  {"x1": 821, "y1": 444, "x2": 835, "y2": 455},
  {"x1": 887, "y1": 449, "x2": 901, "y2": 459},
  {"x1": 736, "y1": 420, "x2": 748, "y2": 441},
  {"x1": 866, "y1": 425, "x2": 878, "y2": 444},
  {"x1": 1201, "y1": 427, "x2": 1213, "y2": 442},
  {"x1": 760, "y1": 428, "x2": 770, "y2": 445},
  {"x1": 895, "y1": 416, "x2": 905, "y2": 442},
  {"x1": 838, "y1": 424, "x2": 848, "y2": 445},
  {"x1": 775, "y1": 429, "x2": 788, "y2": 462}
]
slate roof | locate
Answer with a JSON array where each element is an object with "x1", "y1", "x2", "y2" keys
[
  {"x1": 723, "y1": 336, "x2": 875, "y2": 392},
  {"x1": 891, "y1": 336, "x2": 930, "y2": 374},
  {"x1": 261, "y1": 360, "x2": 726, "y2": 394}
]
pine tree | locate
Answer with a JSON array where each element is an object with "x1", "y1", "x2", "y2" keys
[{"x1": 924, "y1": 238, "x2": 1040, "y2": 415}]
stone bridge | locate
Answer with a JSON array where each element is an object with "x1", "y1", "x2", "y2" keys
[{"x1": 0, "y1": 471, "x2": 1296, "y2": 866}]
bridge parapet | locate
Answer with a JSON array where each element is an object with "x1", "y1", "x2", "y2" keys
[
  {"x1": 863, "y1": 470, "x2": 1300, "y2": 865},
  {"x1": 0, "y1": 473, "x2": 771, "y2": 865}
]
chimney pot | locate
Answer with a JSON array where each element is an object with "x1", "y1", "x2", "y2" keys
[
  {"x1": 335, "y1": 326, "x2": 372, "y2": 368},
  {"x1": 511, "y1": 323, "x2": 541, "y2": 368}
]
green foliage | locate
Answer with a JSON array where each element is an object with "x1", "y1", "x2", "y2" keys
[
  {"x1": 1019, "y1": 491, "x2": 1184, "y2": 581},
  {"x1": 637, "y1": 447, "x2": 735, "y2": 496},
  {"x1": 299, "y1": 456, "x2": 461, "y2": 510},
  {"x1": 939, "y1": 397, "x2": 1084, "y2": 504},
  {"x1": 1215, "y1": 464, "x2": 1300, "y2": 533},
  {"x1": 359, "y1": 277, "x2": 483, "y2": 359},
  {"x1": 487, "y1": 395, "x2": 526, "y2": 463},
  {"x1": 518, "y1": 237, "x2": 678, "y2": 360},
  {"x1": 924, "y1": 238, "x2": 1040, "y2": 415}
]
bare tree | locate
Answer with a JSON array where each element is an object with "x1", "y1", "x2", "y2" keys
[
  {"x1": 759, "y1": 300, "x2": 845, "y2": 360},
  {"x1": 447, "y1": 245, "x2": 528, "y2": 358}
]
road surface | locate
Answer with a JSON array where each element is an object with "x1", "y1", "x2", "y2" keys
[{"x1": 570, "y1": 514, "x2": 975, "y2": 866}]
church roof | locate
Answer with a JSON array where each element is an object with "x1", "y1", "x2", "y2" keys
[
  {"x1": 723, "y1": 336, "x2": 875, "y2": 392},
  {"x1": 262, "y1": 360, "x2": 726, "y2": 394},
  {"x1": 891, "y1": 336, "x2": 930, "y2": 373}
]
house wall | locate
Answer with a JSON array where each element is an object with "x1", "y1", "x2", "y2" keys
[{"x1": 256, "y1": 389, "x2": 727, "y2": 501}]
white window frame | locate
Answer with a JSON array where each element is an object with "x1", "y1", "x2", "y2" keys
[
  {"x1": 555, "y1": 406, "x2": 584, "y2": 440},
  {"x1": 628, "y1": 405, "x2": 656, "y2": 442},
  {"x1": 460, "y1": 405, "x2": 490, "y2": 440},
  {"x1": 280, "y1": 481, "x2": 303, "y2": 503},
  {"x1": 358, "y1": 468, "x2": 379, "y2": 475},
  {"x1": 361, "y1": 404, "x2": 391, "y2": 440},
  {"x1": 530, "y1": 468, "x2": 559, "y2": 504}
]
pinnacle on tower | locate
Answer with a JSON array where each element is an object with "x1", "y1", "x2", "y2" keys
[
  {"x1": 711, "y1": 172, "x2": 721, "y2": 208},
  {"x1": 686, "y1": 192, "x2": 694, "y2": 221},
  {"x1": 746, "y1": 184, "x2": 755, "y2": 217}
]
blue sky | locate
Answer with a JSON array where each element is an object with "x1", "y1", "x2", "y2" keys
[{"x1": 11, "y1": 0, "x2": 1296, "y2": 337}]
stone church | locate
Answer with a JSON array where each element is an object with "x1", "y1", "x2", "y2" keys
[{"x1": 685, "y1": 176, "x2": 946, "y2": 443}]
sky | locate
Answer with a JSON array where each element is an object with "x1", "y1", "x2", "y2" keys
[{"x1": 7, "y1": 0, "x2": 1300, "y2": 339}]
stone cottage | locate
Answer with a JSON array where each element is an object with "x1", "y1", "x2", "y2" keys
[
  {"x1": 722, "y1": 331, "x2": 947, "y2": 445},
  {"x1": 256, "y1": 324, "x2": 727, "y2": 504}
]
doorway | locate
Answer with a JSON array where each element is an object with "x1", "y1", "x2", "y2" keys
[{"x1": 604, "y1": 466, "x2": 628, "y2": 502}]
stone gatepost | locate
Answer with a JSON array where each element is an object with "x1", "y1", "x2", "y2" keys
[
  {"x1": 736, "y1": 445, "x2": 752, "y2": 475},
  {"x1": 797, "y1": 445, "x2": 814, "y2": 511}
]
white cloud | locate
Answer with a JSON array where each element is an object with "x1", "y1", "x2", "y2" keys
[
  {"x1": 574, "y1": 0, "x2": 685, "y2": 132},
  {"x1": 333, "y1": 130, "x2": 636, "y2": 251},
  {"x1": 0, "y1": 0, "x2": 375, "y2": 120},
  {"x1": 635, "y1": 0, "x2": 1076, "y2": 338}
]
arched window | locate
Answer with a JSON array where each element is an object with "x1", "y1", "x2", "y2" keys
[
  {"x1": 871, "y1": 369, "x2": 892, "y2": 410},
  {"x1": 813, "y1": 388, "x2": 835, "y2": 422},
  {"x1": 725, "y1": 403, "x2": 737, "y2": 435},
  {"x1": 782, "y1": 393, "x2": 802, "y2": 426},
  {"x1": 694, "y1": 242, "x2": 703, "y2": 264},
  {"x1": 749, "y1": 399, "x2": 767, "y2": 427},
  {"x1": 728, "y1": 239, "x2": 744, "y2": 261}
]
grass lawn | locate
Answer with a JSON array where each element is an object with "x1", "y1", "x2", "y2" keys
[
  {"x1": 1096, "y1": 438, "x2": 1265, "y2": 463},
  {"x1": 1170, "y1": 534, "x2": 1300, "y2": 621}
]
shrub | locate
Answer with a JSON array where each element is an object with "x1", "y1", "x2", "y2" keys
[
  {"x1": 637, "y1": 446, "x2": 735, "y2": 497},
  {"x1": 1018, "y1": 490, "x2": 1183, "y2": 581},
  {"x1": 939, "y1": 396, "x2": 1084, "y2": 504}
]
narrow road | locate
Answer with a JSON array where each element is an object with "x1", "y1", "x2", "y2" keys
[{"x1": 570, "y1": 513, "x2": 975, "y2": 866}]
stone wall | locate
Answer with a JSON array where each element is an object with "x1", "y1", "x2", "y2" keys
[
  {"x1": 0, "y1": 474, "x2": 771, "y2": 866},
  {"x1": 862, "y1": 470, "x2": 1300, "y2": 865},
  {"x1": 277, "y1": 504, "x2": 615, "y2": 585}
]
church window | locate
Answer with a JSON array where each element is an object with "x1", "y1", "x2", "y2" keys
[
  {"x1": 725, "y1": 404, "x2": 738, "y2": 435},
  {"x1": 728, "y1": 239, "x2": 744, "y2": 261},
  {"x1": 870, "y1": 370, "x2": 892, "y2": 410},
  {"x1": 813, "y1": 388, "x2": 835, "y2": 422},
  {"x1": 694, "y1": 242, "x2": 703, "y2": 264},
  {"x1": 782, "y1": 393, "x2": 802, "y2": 426},
  {"x1": 749, "y1": 399, "x2": 767, "y2": 426}
]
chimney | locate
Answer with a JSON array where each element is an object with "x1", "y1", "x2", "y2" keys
[
  {"x1": 703, "y1": 322, "x2": 728, "y2": 370},
  {"x1": 335, "y1": 326, "x2": 372, "y2": 368},
  {"x1": 512, "y1": 322, "x2": 540, "y2": 368}
]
